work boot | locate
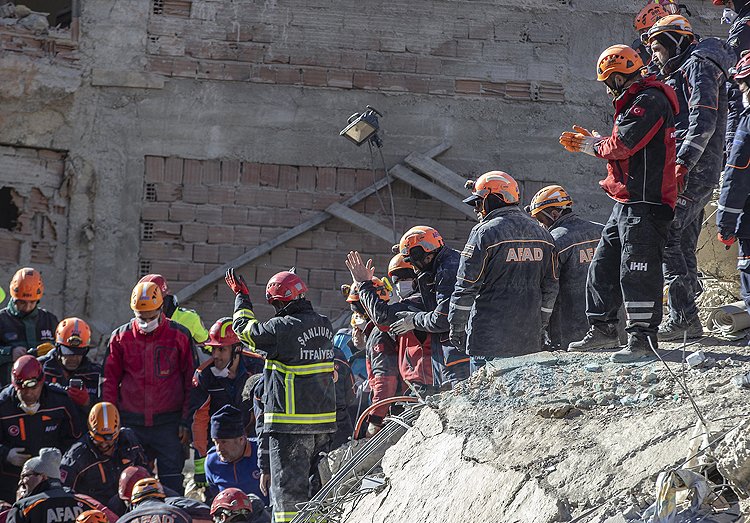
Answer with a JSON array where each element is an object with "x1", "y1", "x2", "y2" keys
[
  {"x1": 657, "y1": 316, "x2": 704, "y2": 342},
  {"x1": 610, "y1": 334, "x2": 657, "y2": 363},
  {"x1": 567, "y1": 324, "x2": 620, "y2": 352}
]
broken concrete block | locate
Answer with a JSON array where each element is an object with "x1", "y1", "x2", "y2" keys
[
  {"x1": 716, "y1": 418, "x2": 750, "y2": 498},
  {"x1": 585, "y1": 363, "x2": 602, "y2": 373},
  {"x1": 485, "y1": 353, "x2": 559, "y2": 376},
  {"x1": 0, "y1": 3, "x2": 15, "y2": 17},
  {"x1": 640, "y1": 372, "x2": 658, "y2": 385},
  {"x1": 16, "y1": 12, "x2": 48, "y2": 33},
  {"x1": 686, "y1": 351, "x2": 707, "y2": 368},
  {"x1": 732, "y1": 372, "x2": 750, "y2": 389},
  {"x1": 14, "y1": 4, "x2": 30, "y2": 18}
]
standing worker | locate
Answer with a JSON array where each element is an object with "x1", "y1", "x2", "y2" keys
[
  {"x1": 390, "y1": 226, "x2": 470, "y2": 387},
  {"x1": 0, "y1": 268, "x2": 58, "y2": 385},
  {"x1": 448, "y1": 172, "x2": 558, "y2": 362},
  {"x1": 103, "y1": 281, "x2": 196, "y2": 494},
  {"x1": 560, "y1": 44, "x2": 678, "y2": 362},
  {"x1": 527, "y1": 185, "x2": 603, "y2": 350},
  {"x1": 227, "y1": 268, "x2": 336, "y2": 523}
]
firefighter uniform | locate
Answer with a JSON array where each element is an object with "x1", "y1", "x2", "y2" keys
[
  {"x1": 232, "y1": 297, "x2": 336, "y2": 523},
  {"x1": 6, "y1": 479, "x2": 98, "y2": 523},
  {"x1": 115, "y1": 499, "x2": 191, "y2": 523}
]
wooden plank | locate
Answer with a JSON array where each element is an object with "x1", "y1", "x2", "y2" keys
[
  {"x1": 390, "y1": 165, "x2": 475, "y2": 220},
  {"x1": 403, "y1": 152, "x2": 467, "y2": 196},
  {"x1": 423, "y1": 141, "x2": 451, "y2": 159},
  {"x1": 175, "y1": 174, "x2": 393, "y2": 302},
  {"x1": 326, "y1": 202, "x2": 398, "y2": 244}
]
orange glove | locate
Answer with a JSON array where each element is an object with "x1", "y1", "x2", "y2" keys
[
  {"x1": 675, "y1": 164, "x2": 688, "y2": 194},
  {"x1": 718, "y1": 232, "x2": 736, "y2": 248},
  {"x1": 560, "y1": 125, "x2": 602, "y2": 156},
  {"x1": 572, "y1": 125, "x2": 601, "y2": 138}
]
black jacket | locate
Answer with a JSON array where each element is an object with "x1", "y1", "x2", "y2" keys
[
  {"x1": 0, "y1": 307, "x2": 58, "y2": 386},
  {"x1": 547, "y1": 213, "x2": 603, "y2": 349},
  {"x1": 0, "y1": 384, "x2": 83, "y2": 502},
  {"x1": 718, "y1": 107, "x2": 750, "y2": 238},
  {"x1": 60, "y1": 428, "x2": 147, "y2": 505},
  {"x1": 659, "y1": 38, "x2": 734, "y2": 189},
  {"x1": 39, "y1": 349, "x2": 102, "y2": 405},
  {"x1": 116, "y1": 499, "x2": 191, "y2": 523},
  {"x1": 7, "y1": 479, "x2": 98, "y2": 523},
  {"x1": 726, "y1": 8, "x2": 750, "y2": 153},
  {"x1": 233, "y1": 298, "x2": 336, "y2": 435},
  {"x1": 449, "y1": 206, "x2": 559, "y2": 358}
]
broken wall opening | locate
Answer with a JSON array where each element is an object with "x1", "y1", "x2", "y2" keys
[{"x1": 0, "y1": 186, "x2": 20, "y2": 231}]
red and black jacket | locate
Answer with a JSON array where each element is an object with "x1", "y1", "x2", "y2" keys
[{"x1": 595, "y1": 76, "x2": 679, "y2": 210}]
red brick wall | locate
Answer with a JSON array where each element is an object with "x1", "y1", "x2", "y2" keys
[
  {"x1": 145, "y1": 0, "x2": 564, "y2": 102},
  {"x1": 139, "y1": 155, "x2": 475, "y2": 326}
]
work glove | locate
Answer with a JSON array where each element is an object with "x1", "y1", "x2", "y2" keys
[
  {"x1": 366, "y1": 422, "x2": 383, "y2": 438},
  {"x1": 718, "y1": 232, "x2": 736, "y2": 249},
  {"x1": 675, "y1": 164, "x2": 688, "y2": 194},
  {"x1": 67, "y1": 386, "x2": 89, "y2": 407},
  {"x1": 449, "y1": 325, "x2": 466, "y2": 352},
  {"x1": 559, "y1": 125, "x2": 602, "y2": 157},
  {"x1": 390, "y1": 311, "x2": 416, "y2": 336},
  {"x1": 193, "y1": 456, "x2": 208, "y2": 487},
  {"x1": 225, "y1": 268, "x2": 249, "y2": 296},
  {"x1": 6, "y1": 448, "x2": 31, "y2": 467}
]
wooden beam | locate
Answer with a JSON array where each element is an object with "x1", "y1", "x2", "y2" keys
[
  {"x1": 175, "y1": 174, "x2": 394, "y2": 302},
  {"x1": 325, "y1": 202, "x2": 398, "y2": 244},
  {"x1": 390, "y1": 165, "x2": 475, "y2": 220},
  {"x1": 403, "y1": 152, "x2": 467, "y2": 196},
  {"x1": 423, "y1": 141, "x2": 451, "y2": 159}
]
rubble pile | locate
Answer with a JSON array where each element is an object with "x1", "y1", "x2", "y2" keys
[
  {"x1": 0, "y1": 2, "x2": 49, "y2": 34},
  {"x1": 342, "y1": 343, "x2": 750, "y2": 523}
]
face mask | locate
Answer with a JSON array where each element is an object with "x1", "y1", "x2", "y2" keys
[
  {"x1": 136, "y1": 316, "x2": 160, "y2": 333},
  {"x1": 352, "y1": 313, "x2": 367, "y2": 328},
  {"x1": 211, "y1": 366, "x2": 230, "y2": 378},
  {"x1": 723, "y1": 8, "x2": 738, "y2": 24},
  {"x1": 394, "y1": 280, "x2": 415, "y2": 301},
  {"x1": 19, "y1": 400, "x2": 39, "y2": 415}
]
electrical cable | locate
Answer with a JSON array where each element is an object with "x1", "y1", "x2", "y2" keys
[{"x1": 377, "y1": 145, "x2": 398, "y2": 245}]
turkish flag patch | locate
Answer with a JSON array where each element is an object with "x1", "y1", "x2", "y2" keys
[{"x1": 631, "y1": 105, "x2": 646, "y2": 117}]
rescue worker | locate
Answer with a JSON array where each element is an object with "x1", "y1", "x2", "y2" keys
[
  {"x1": 189, "y1": 318, "x2": 255, "y2": 486},
  {"x1": 390, "y1": 226, "x2": 470, "y2": 386},
  {"x1": 0, "y1": 356, "x2": 83, "y2": 502},
  {"x1": 633, "y1": 1, "x2": 673, "y2": 65},
  {"x1": 116, "y1": 479, "x2": 191, "y2": 523},
  {"x1": 331, "y1": 344, "x2": 355, "y2": 449},
  {"x1": 60, "y1": 402, "x2": 147, "y2": 505},
  {"x1": 448, "y1": 172, "x2": 559, "y2": 361},
  {"x1": 6, "y1": 448, "x2": 99, "y2": 523},
  {"x1": 528, "y1": 185, "x2": 603, "y2": 350},
  {"x1": 103, "y1": 282, "x2": 196, "y2": 494},
  {"x1": 345, "y1": 252, "x2": 435, "y2": 396},
  {"x1": 138, "y1": 274, "x2": 209, "y2": 347},
  {"x1": 40, "y1": 318, "x2": 102, "y2": 407},
  {"x1": 0, "y1": 269, "x2": 58, "y2": 385},
  {"x1": 343, "y1": 280, "x2": 399, "y2": 437},
  {"x1": 717, "y1": 53, "x2": 750, "y2": 320},
  {"x1": 646, "y1": 16, "x2": 734, "y2": 340},
  {"x1": 560, "y1": 44, "x2": 678, "y2": 362},
  {"x1": 227, "y1": 268, "x2": 336, "y2": 523},
  {"x1": 210, "y1": 488, "x2": 269, "y2": 523},
  {"x1": 108, "y1": 466, "x2": 180, "y2": 516},
  {"x1": 203, "y1": 405, "x2": 267, "y2": 504}
]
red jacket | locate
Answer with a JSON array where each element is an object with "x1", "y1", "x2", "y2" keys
[
  {"x1": 103, "y1": 315, "x2": 196, "y2": 426},
  {"x1": 595, "y1": 77, "x2": 679, "y2": 209}
]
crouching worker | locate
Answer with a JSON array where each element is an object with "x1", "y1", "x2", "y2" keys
[
  {"x1": 116, "y1": 479, "x2": 190, "y2": 523},
  {"x1": 210, "y1": 488, "x2": 269, "y2": 523}
]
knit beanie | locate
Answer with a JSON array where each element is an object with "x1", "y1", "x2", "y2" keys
[
  {"x1": 210, "y1": 405, "x2": 245, "y2": 439},
  {"x1": 22, "y1": 448, "x2": 61, "y2": 479}
]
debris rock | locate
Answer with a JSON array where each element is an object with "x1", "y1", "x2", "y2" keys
[
  {"x1": 16, "y1": 12, "x2": 48, "y2": 33},
  {"x1": 0, "y1": 3, "x2": 15, "y2": 17},
  {"x1": 686, "y1": 350, "x2": 707, "y2": 368},
  {"x1": 585, "y1": 363, "x2": 603, "y2": 373},
  {"x1": 732, "y1": 372, "x2": 750, "y2": 389},
  {"x1": 716, "y1": 418, "x2": 750, "y2": 498},
  {"x1": 14, "y1": 4, "x2": 31, "y2": 17},
  {"x1": 640, "y1": 372, "x2": 658, "y2": 385}
]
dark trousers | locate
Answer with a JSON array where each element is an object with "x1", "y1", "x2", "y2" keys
[
  {"x1": 739, "y1": 240, "x2": 750, "y2": 309},
  {"x1": 130, "y1": 422, "x2": 185, "y2": 494},
  {"x1": 663, "y1": 184, "x2": 713, "y2": 323},
  {"x1": 586, "y1": 203, "x2": 672, "y2": 337},
  {"x1": 269, "y1": 432, "x2": 331, "y2": 523}
]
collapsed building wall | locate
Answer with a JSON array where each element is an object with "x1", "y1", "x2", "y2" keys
[{"x1": 0, "y1": 0, "x2": 729, "y2": 345}]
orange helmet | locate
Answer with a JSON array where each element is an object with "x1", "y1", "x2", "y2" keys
[
  {"x1": 398, "y1": 226, "x2": 444, "y2": 258},
  {"x1": 345, "y1": 279, "x2": 389, "y2": 302},
  {"x1": 596, "y1": 45, "x2": 644, "y2": 82},
  {"x1": 88, "y1": 402, "x2": 121, "y2": 443},
  {"x1": 528, "y1": 185, "x2": 573, "y2": 217},
  {"x1": 131, "y1": 478, "x2": 165, "y2": 504},
  {"x1": 464, "y1": 171, "x2": 520, "y2": 209},
  {"x1": 387, "y1": 253, "x2": 413, "y2": 277},
  {"x1": 646, "y1": 15, "x2": 694, "y2": 43},
  {"x1": 634, "y1": 3, "x2": 671, "y2": 32},
  {"x1": 75, "y1": 510, "x2": 108, "y2": 523},
  {"x1": 55, "y1": 318, "x2": 92, "y2": 351},
  {"x1": 205, "y1": 317, "x2": 240, "y2": 348},
  {"x1": 9, "y1": 268, "x2": 43, "y2": 301},
  {"x1": 130, "y1": 282, "x2": 163, "y2": 312}
]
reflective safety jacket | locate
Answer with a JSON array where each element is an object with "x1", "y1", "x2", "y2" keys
[
  {"x1": 449, "y1": 206, "x2": 559, "y2": 358},
  {"x1": 6, "y1": 479, "x2": 98, "y2": 523},
  {"x1": 718, "y1": 107, "x2": 750, "y2": 239},
  {"x1": 594, "y1": 76, "x2": 679, "y2": 209},
  {"x1": 0, "y1": 384, "x2": 83, "y2": 502},
  {"x1": 232, "y1": 297, "x2": 336, "y2": 435},
  {"x1": 40, "y1": 349, "x2": 102, "y2": 405},
  {"x1": 0, "y1": 305, "x2": 58, "y2": 386},
  {"x1": 170, "y1": 307, "x2": 209, "y2": 345},
  {"x1": 115, "y1": 499, "x2": 191, "y2": 523},
  {"x1": 547, "y1": 213, "x2": 603, "y2": 349},
  {"x1": 60, "y1": 428, "x2": 147, "y2": 505}
]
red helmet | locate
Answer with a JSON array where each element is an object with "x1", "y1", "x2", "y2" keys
[
  {"x1": 138, "y1": 274, "x2": 169, "y2": 296},
  {"x1": 205, "y1": 317, "x2": 240, "y2": 348},
  {"x1": 734, "y1": 53, "x2": 750, "y2": 81},
  {"x1": 12, "y1": 355, "x2": 43, "y2": 390},
  {"x1": 265, "y1": 271, "x2": 308, "y2": 303},
  {"x1": 118, "y1": 466, "x2": 149, "y2": 501},
  {"x1": 210, "y1": 488, "x2": 253, "y2": 517}
]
